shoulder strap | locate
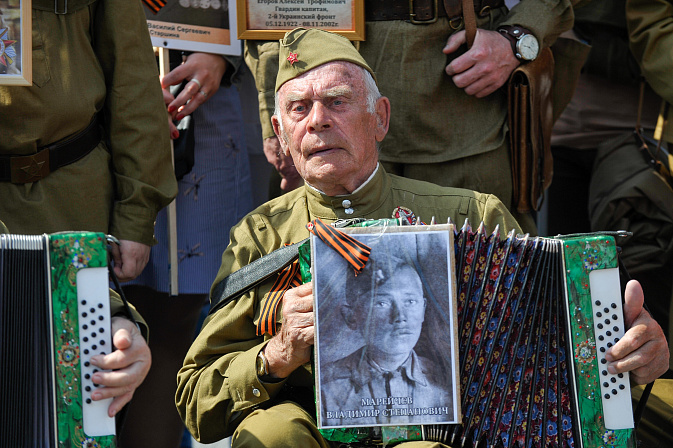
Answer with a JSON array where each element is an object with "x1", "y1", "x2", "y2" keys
[
  {"x1": 208, "y1": 238, "x2": 308, "y2": 316},
  {"x1": 32, "y1": 0, "x2": 97, "y2": 13},
  {"x1": 461, "y1": 0, "x2": 477, "y2": 48}
]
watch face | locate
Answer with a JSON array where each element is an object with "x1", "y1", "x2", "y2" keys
[{"x1": 516, "y1": 34, "x2": 539, "y2": 61}]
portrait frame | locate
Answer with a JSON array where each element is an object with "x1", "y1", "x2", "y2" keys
[
  {"x1": 0, "y1": 0, "x2": 31, "y2": 86},
  {"x1": 236, "y1": 0, "x2": 364, "y2": 41},
  {"x1": 312, "y1": 224, "x2": 461, "y2": 429},
  {"x1": 144, "y1": 0, "x2": 241, "y2": 56}
]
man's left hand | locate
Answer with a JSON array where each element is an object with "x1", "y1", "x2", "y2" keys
[
  {"x1": 606, "y1": 280, "x2": 670, "y2": 385},
  {"x1": 162, "y1": 53, "x2": 227, "y2": 122},
  {"x1": 263, "y1": 136, "x2": 303, "y2": 192},
  {"x1": 443, "y1": 29, "x2": 520, "y2": 98},
  {"x1": 89, "y1": 316, "x2": 152, "y2": 417},
  {"x1": 110, "y1": 240, "x2": 151, "y2": 282}
]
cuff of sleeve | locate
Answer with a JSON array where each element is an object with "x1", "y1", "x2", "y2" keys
[
  {"x1": 222, "y1": 55, "x2": 243, "y2": 87},
  {"x1": 109, "y1": 203, "x2": 159, "y2": 246},
  {"x1": 227, "y1": 342, "x2": 287, "y2": 413},
  {"x1": 260, "y1": 91, "x2": 276, "y2": 140},
  {"x1": 498, "y1": 1, "x2": 572, "y2": 47},
  {"x1": 109, "y1": 289, "x2": 149, "y2": 341}
]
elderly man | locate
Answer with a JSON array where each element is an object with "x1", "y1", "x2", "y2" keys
[
  {"x1": 246, "y1": 0, "x2": 584, "y2": 233},
  {"x1": 176, "y1": 28, "x2": 669, "y2": 447}
]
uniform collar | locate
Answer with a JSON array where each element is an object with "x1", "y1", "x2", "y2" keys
[
  {"x1": 305, "y1": 164, "x2": 392, "y2": 221},
  {"x1": 350, "y1": 349, "x2": 428, "y2": 390}
]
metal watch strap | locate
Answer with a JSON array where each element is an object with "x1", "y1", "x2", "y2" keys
[{"x1": 257, "y1": 348, "x2": 269, "y2": 377}]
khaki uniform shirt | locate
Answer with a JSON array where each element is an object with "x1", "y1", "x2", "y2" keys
[
  {"x1": 176, "y1": 165, "x2": 521, "y2": 443},
  {"x1": 245, "y1": 1, "x2": 574, "y2": 164},
  {"x1": 0, "y1": 0, "x2": 177, "y2": 245},
  {"x1": 627, "y1": 0, "x2": 673, "y2": 144}
]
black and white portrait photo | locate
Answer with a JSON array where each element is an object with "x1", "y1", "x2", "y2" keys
[
  {"x1": 143, "y1": 0, "x2": 240, "y2": 55},
  {"x1": 312, "y1": 225, "x2": 461, "y2": 429}
]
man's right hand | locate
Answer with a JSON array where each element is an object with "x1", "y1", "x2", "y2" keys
[
  {"x1": 263, "y1": 282, "x2": 314, "y2": 379},
  {"x1": 263, "y1": 137, "x2": 303, "y2": 192},
  {"x1": 443, "y1": 29, "x2": 520, "y2": 98}
]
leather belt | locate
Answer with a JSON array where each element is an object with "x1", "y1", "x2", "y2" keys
[
  {"x1": 365, "y1": 0, "x2": 504, "y2": 24},
  {"x1": 0, "y1": 117, "x2": 102, "y2": 184}
]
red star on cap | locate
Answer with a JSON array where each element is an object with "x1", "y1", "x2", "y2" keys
[{"x1": 287, "y1": 52, "x2": 298, "y2": 65}]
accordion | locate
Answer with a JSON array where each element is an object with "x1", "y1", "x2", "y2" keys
[
  {"x1": 0, "y1": 232, "x2": 116, "y2": 448},
  {"x1": 305, "y1": 220, "x2": 637, "y2": 448}
]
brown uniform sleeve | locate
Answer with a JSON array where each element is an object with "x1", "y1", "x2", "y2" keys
[
  {"x1": 176, "y1": 220, "x2": 286, "y2": 443},
  {"x1": 109, "y1": 289, "x2": 149, "y2": 341},
  {"x1": 244, "y1": 40, "x2": 282, "y2": 141},
  {"x1": 93, "y1": 0, "x2": 178, "y2": 245},
  {"x1": 499, "y1": 0, "x2": 575, "y2": 47}
]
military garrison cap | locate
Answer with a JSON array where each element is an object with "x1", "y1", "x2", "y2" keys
[{"x1": 275, "y1": 27, "x2": 376, "y2": 92}]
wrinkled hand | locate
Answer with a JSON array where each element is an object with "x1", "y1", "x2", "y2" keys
[
  {"x1": 110, "y1": 240, "x2": 150, "y2": 282},
  {"x1": 263, "y1": 137, "x2": 303, "y2": 192},
  {"x1": 161, "y1": 53, "x2": 227, "y2": 138},
  {"x1": 264, "y1": 282, "x2": 314, "y2": 378},
  {"x1": 443, "y1": 29, "x2": 520, "y2": 98},
  {"x1": 89, "y1": 317, "x2": 152, "y2": 417},
  {"x1": 605, "y1": 280, "x2": 669, "y2": 385}
]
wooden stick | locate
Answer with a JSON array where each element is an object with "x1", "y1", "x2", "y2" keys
[{"x1": 158, "y1": 47, "x2": 179, "y2": 296}]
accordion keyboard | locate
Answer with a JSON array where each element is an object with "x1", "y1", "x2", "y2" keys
[
  {"x1": 589, "y1": 268, "x2": 634, "y2": 430},
  {"x1": 77, "y1": 266, "x2": 116, "y2": 437}
]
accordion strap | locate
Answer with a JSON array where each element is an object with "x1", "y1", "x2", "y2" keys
[
  {"x1": 209, "y1": 239, "x2": 308, "y2": 316},
  {"x1": 106, "y1": 237, "x2": 141, "y2": 332},
  {"x1": 618, "y1": 254, "x2": 655, "y2": 429},
  {"x1": 462, "y1": 0, "x2": 477, "y2": 48},
  {"x1": 209, "y1": 218, "x2": 374, "y2": 316}
]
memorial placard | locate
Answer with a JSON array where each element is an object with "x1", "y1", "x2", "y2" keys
[
  {"x1": 0, "y1": 0, "x2": 31, "y2": 86},
  {"x1": 144, "y1": 0, "x2": 241, "y2": 55},
  {"x1": 237, "y1": 0, "x2": 364, "y2": 40},
  {"x1": 312, "y1": 225, "x2": 461, "y2": 429}
]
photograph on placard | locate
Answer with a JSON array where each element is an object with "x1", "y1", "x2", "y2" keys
[
  {"x1": 312, "y1": 225, "x2": 461, "y2": 429},
  {"x1": 143, "y1": 0, "x2": 240, "y2": 55}
]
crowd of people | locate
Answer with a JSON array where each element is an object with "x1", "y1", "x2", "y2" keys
[{"x1": 1, "y1": 0, "x2": 672, "y2": 447}]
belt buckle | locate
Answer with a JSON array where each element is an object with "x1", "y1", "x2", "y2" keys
[
  {"x1": 54, "y1": 0, "x2": 67, "y2": 14},
  {"x1": 10, "y1": 149, "x2": 51, "y2": 183},
  {"x1": 409, "y1": 0, "x2": 439, "y2": 24}
]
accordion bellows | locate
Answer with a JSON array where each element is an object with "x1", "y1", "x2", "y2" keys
[{"x1": 419, "y1": 223, "x2": 634, "y2": 448}]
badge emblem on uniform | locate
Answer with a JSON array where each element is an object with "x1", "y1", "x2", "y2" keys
[
  {"x1": 392, "y1": 206, "x2": 417, "y2": 225},
  {"x1": 287, "y1": 52, "x2": 299, "y2": 65}
]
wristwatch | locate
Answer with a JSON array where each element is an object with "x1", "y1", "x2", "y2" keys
[
  {"x1": 256, "y1": 348, "x2": 269, "y2": 378},
  {"x1": 498, "y1": 25, "x2": 540, "y2": 62}
]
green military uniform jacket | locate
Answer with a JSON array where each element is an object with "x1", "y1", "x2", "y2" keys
[
  {"x1": 0, "y1": 0, "x2": 177, "y2": 245},
  {"x1": 627, "y1": 0, "x2": 673, "y2": 144},
  {"x1": 176, "y1": 165, "x2": 521, "y2": 443},
  {"x1": 245, "y1": 0, "x2": 574, "y2": 165}
]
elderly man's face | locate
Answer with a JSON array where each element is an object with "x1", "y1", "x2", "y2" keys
[
  {"x1": 360, "y1": 270, "x2": 426, "y2": 360},
  {"x1": 273, "y1": 62, "x2": 390, "y2": 196}
]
